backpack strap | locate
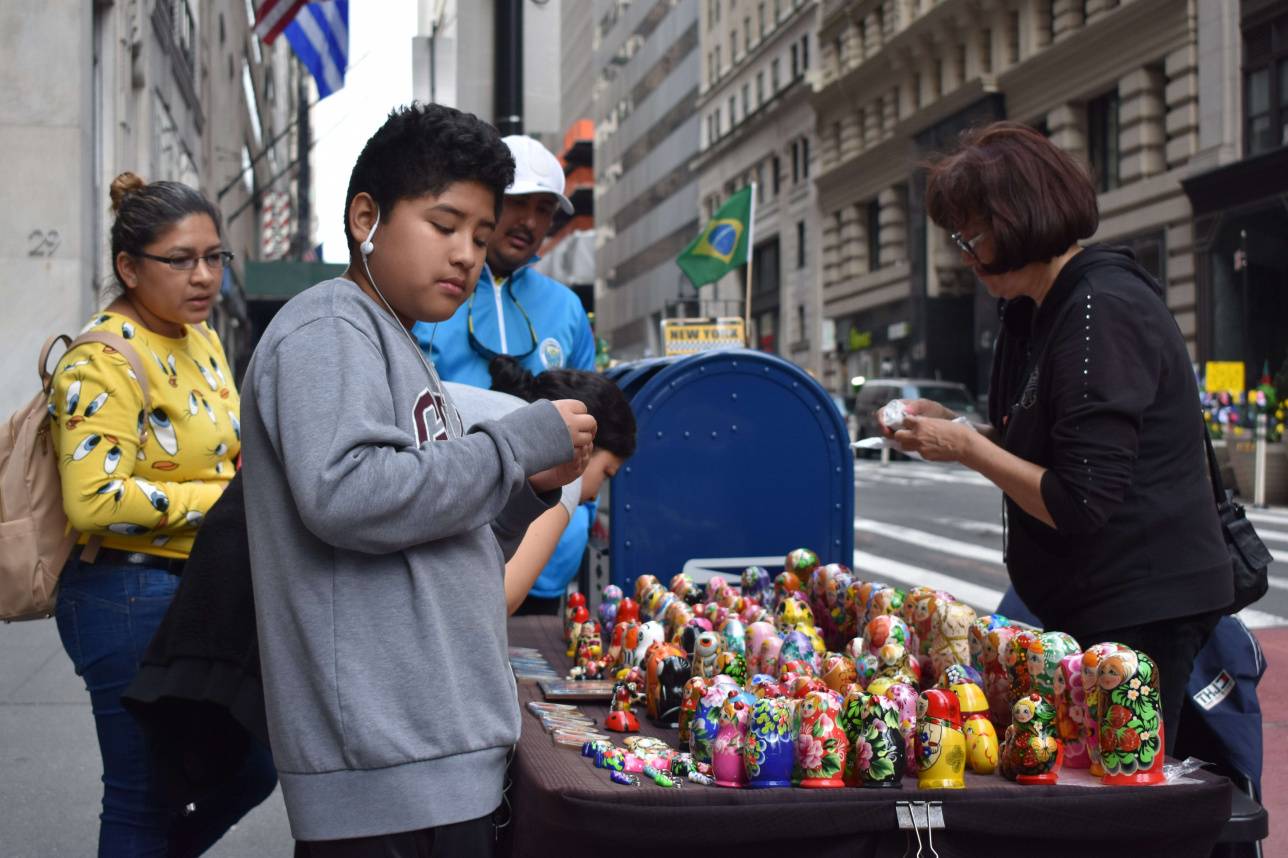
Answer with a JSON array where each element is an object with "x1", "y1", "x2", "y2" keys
[{"x1": 38, "y1": 334, "x2": 73, "y2": 396}]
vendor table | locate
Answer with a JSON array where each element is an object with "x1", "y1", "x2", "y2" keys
[{"x1": 502, "y1": 616, "x2": 1233, "y2": 858}]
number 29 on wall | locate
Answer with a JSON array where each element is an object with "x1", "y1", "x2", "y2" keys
[{"x1": 28, "y1": 229, "x2": 61, "y2": 257}]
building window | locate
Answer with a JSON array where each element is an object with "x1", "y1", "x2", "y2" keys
[
  {"x1": 791, "y1": 43, "x2": 800, "y2": 78},
  {"x1": 801, "y1": 34, "x2": 809, "y2": 70},
  {"x1": 772, "y1": 155, "x2": 781, "y2": 194},
  {"x1": 715, "y1": 105, "x2": 723, "y2": 138},
  {"x1": 792, "y1": 140, "x2": 801, "y2": 183},
  {"x1": 742, "y1": 83, "x2": 750, "y2": 117},
  {"x1": 801, "y1": 137, "x2": 810, "y2": 178},
  {"x1": 757, "y1": 71, "x2": 765, "y2": 104},
  {"x1": 833, "y1": 121, "x2": 843, "y2": 159},
  {"x1": 797, "y1": 221, "x2": 806, "y2": 268},
  {"x1": 731, "y1": 29, "x2": 738, "y2": 62},
  {"x1": 756, "y1": 162, "x2": 765, "y2": 201},
  {"x1": 1008, "y1": 12, "x2": 1021, "y2": 64},
  {"x1": 797, "y1": 304, "x2": 807, "y2": 342},
  {"x1": 758, "y1": 2, "x2": 766, "y2": 36},
  {"x1": 866, "y1": 200, "x2": 881, "y2": 271},
  {"x1": 1087, "y1": 89, "x2": 1121, "y2": 192},
  {"x1": 835, "y1": 33, "x2": 845, "y2": 68},
  {"x1": 771, "y1": 58, "x2": 780, "y2": 91},
  {"x1": 1243, "y1": 10, "x2": 1288, "y2": 156},
  {"x1": 981, "y1": 29, "x2": 993, "y2": 74},
  {"x1": 745, "y1": 16, "x2": 751, "y2": 51},
  {"x1": 729, "y1": 95, "x2": 737, "y2": 126},
  {"x1": 715, "y1": 45, "x2": 722, "y2": 78}
]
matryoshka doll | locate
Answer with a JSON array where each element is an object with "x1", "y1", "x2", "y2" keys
[
  {"x1": 712, "y1": 695, "x2": 751, "y2": 787},
  {"x1": 1096, "y1": 648, "x2": 1165, "y2": 786},
  {"x1": 969, "y1": 614, "x2": 1010, "y2": 674},
  {"x1": 759, "y1": 635, "x2": 784, "y2": 679},
  {"x1": 633, "y1": 574, "x2": 659, "y2": 606},
  {"x1": 714, "y1": 650, "x2": 749, "y2": 687},
  {"x1": 1080, "y1": 641, "x2": 1130, "y2": 776},
  {"x1": 627, "y1": 620, "x2": 665, "y2": 670},
  {"x1": 839, "y1": 687, "x2": 869, "y2": 786},
  {"x1": 744, "y1": 696, "x2": 797, "y2": 788},
  {"x1": 780, "y1": 629, "x2": 822, "y2": 676},
  {"x1": 774, "y1": 595, "x2": 814, "y2": 635},
  {"x1": 863, "y1": 614, "x2": 911, "y2": 659},
  {"x1": 678, "y1": 676, "x2": 709, "y2": 743},
  {"x1": 669, "y1": 572, "x2": 698, "y2": 604},
  {"x1": 692, "y1": 630, "x2": 722, "y2": 679},
  {"x1": 690, "y1": 677, "x2": 739, "y2": 763},
  {"x1": 796, "y1": 690, "x2": 848, "y2": 788},
  {"x1": 598, "y1": 585, "x2": 623, "y2": 637},
  {"x1": 741, "y1": 565, "x2": 772, "y2": 605},
  {"x1": 616, "y1": 596, "x2": 640, "y2": 626},
  {"x1": 884, "y1": 682, "x2": 921, "y2": 776},
  {"x1": 644, "y1": 642, "x2": 690, "y2": 726},
  {"x1": 745, "y1": 621, "x2": 778, "y2": 675},
  {"x1": 929, "y1": 600, "x2": 977, "y2": 679},
  {"x1": 720, "y1": 617, "x2": 748, "y2": 660},
  {"x1": 822, "y1": 653, "x2": 858, "y2": 695},
  {"x1": 949, "y1": 678, "x2": 998, "y2": 775},
  {"x1": 915, "y1": 688, "x2": 966, "y2": 789},
  {"x1": 563, "y1": 591, "x2": 587, "y2": 642},
  {"x1": 1005, "y1": 628, "x2": 1042, "y2": 706},
  {"x1": 772, "y1": 571, "x2": 802, "y2": 611},
  {"x1": 1058, "y1": 652, "x2": 1091, "y2": 769},
  {"x1": 982, "y1": 626, "x2": 1020, "y2": 729},
  {"x1": 565, "y1": 606, "x2": 590, "y2": 658},
  {"x1": 1025, "y1": 631, "x2": 1080, "y2": 707},
  {"x1": 866, "y1": 586, "x2": 906, "y2": 631},
  {"x1": 1000, "y1": 693, "x2": 1063, "y2": 784},
  {"x1": 606, "y1": 619, "x2": 639, "y2": 670},
  {"x1": 858, "y1": 692, "x2": 906, "y2": 788},
  {"x1": 784, "y1": 547, "x2": 820, "y2": 584},
  {"x1": 902, "y1": 587, "x2": 940, "y2": 658}
]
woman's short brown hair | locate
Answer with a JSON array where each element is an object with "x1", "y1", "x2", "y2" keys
[{"x1": 925, "y1": 121, "x2": 1099, "y2": 274}]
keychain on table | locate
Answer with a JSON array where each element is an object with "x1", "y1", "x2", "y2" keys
[{"x1": 610, "y1": 771, "x2": 639, "y2": 787}]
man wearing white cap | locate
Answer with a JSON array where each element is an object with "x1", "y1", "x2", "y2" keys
[{"x1": 413, "y1": 134, "x2": 595, "y2": 387}]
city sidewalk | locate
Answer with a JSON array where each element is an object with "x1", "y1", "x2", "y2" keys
[
  {"x1": 1254, "y1": 626, "x2": 1287, "y2": 857},
  {"x1": 0, "y1": 619, "x2": 292, "y2": 856}
]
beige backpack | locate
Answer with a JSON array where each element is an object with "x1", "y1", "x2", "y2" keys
[{"x1": 0, "y1": 332, "x2": 150, "y2": 621}]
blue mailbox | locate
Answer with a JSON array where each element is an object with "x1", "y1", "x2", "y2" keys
[{"x1": 589, "y1": 349, "x2": 854, "y2": 598}]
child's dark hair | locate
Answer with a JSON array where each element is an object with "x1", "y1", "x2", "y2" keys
[
  {"x1": 489, "y1": 357, "x2": 637, "y2": 460},
  {"x1": 343, "y1": 103, "x2": 515, "y2": 253},
  {"x1": 109, "y1": 172, "x2": 222, "y2": 288}
]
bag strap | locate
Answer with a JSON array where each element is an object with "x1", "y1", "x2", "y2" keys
[
  {"x1": 1202, "y1": 421, "x2": 1231, "y2": 507},
  {"x1": 38, "y1": 334, "x2": 73, "y2": 396}
]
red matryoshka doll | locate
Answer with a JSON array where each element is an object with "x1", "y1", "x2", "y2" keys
[
  {"x1": 982, "y1": 626, "x2": 1020, "y2": 729},
  {"x1": 606, "y1": 673, "x2": 642, "y2": 732},
  {"x1": 606, "y1": 619, "x2": 639, "y2": 670},
  {"x1": 633, "y1": 574, "x2": 659, "y2": 605},
  {"x1": 1080, "y1": 641, "x2": 1130, "y2": 776},
  {"x1": 1096, "y1": 648, "x2": 1165, "y2": 786},
  {"x1": 1058, "y1": 653, "x2": 1091, "y2": 768},
  {"x1": 616, "y1": 597, "x2": 640, "y2": 626},
  {"x1": 745, "y1": 621, "x2": 778, "y2": 675},
  {"x1": 796, "y1": 690, "x2": 848, "y2": 788},
  {"x1": 1005, "y1": 628, "x2": 1042, "y2": 706},
  {"x1": 563, "y1": 592, "x2": 587, "y2": 642},
  {"x1": 929, "y1": 600, "x2": 977, "y2": 679},
  {"x1": 1000, "y1": 693, "x2": 1063, "y2": 784},
  {"x1": 915, "y1": 688, "x2": 966, "y2": 789}
]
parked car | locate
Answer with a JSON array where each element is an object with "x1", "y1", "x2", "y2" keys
[{"x1": 852, "y1": 378, "x2": 984, "y2": 443}]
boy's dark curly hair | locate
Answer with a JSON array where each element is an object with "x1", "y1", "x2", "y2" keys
[{"x1": 343, "y1": 103, "x2": 515, "y2": 253}]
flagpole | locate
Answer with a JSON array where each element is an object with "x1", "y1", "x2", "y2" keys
[{"x1": 743, "y1": 183, "x2": 757, "y2": 349}]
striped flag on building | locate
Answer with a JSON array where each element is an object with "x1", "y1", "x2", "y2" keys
[{"x1": 254, "y1": 1, "x2": 349, "y2": 100}]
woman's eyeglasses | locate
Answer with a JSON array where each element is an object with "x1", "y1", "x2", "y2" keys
[
  {"x1": 137, "y1": 251, "x2": 235, "y2": 271},
  {"x1": 950, "y1": 231, "x2": 983, "y2": 265}
]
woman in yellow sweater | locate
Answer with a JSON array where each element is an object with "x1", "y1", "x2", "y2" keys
[{"x1": 49, "y1": 173, "x2": 275, "y2": 857}]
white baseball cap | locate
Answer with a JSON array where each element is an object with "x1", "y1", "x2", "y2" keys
[{"x1": 502, "y1": 135, "x2": 574, "y2": 214}]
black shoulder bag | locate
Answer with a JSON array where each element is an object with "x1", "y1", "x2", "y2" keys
[{"x1": 1203, "y1": 427, "x2": 1274, "y2": 614}]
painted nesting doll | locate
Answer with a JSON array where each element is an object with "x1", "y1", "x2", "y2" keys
[
  {"x1": 772, "y1": 571, "x2": 802, "y2": 610},
  {"x1": 628, "y1": 620, "x2": 666, "y2": 670},
  {"x1": 1058, "y1": 652, "x2": 1091, "y2": 769},
  {"x1": 873, "y1": 639, "x2": 919, "y2": 688},
  {"x1": 1005, "y1": 628, "x2": 1042, "y2": 706},
  {"x1": 775, "y1": 596, "x2": 815, "y2": 635},
  {"x1": 745, "y1": 621, "x2": 778, "y2": 675},
  {"x1": 742, "y1": 566, "x2": 772, "y2": 605},
  {"x1": 902, "y1": 587, "x2": 940, "y2": 658},
  {"x1": 840, "y1": 687, "x2": 869, "y2": 787},
  {"x1": 858, "y1": 692, "x2": 906, "y2": 788},
  {"x1": 714, "y1": 650, "x2": 749, "y2": 687},
  {"x1": 692, "y1": 630, "x2": 722, "y2": 680},
  {"x1": 968, "y1": 614, "x2": 1010, "y2": 674},
  {"x1": 863, "y1": 614, "x2": 912, "y2": 658},
  {"x1": 759, "y1": 635, "x2": 784, "y2": 679},
  {"x1": 1025, "y1": 631, "x2": 1080, "y2": 706},
  {"x1": 720, "y1": 617, "x2": 748, "y2": 660},
  {"x1": 644, "y1": 642, "x2": 689, "y2": 724},
  {"x1": 928, "y1": 600, "x2": 977, "y2": 679},
  {"x1": 605, "y1": 674, "x2": 642, "y2": 732},
  {"x1": 677, "y1": 676, "x2": 708, "y2": 744},
  {"x1": 822, "y1": 653, "x2": 859, "y2": 694},
  {"x1": 744, "y1": 696, "x2": 797, "y2": 788},
  {"x1": 690, "y1": 677, "x2": 740, "y2": 764},
  {"x1": 1097, "y1": 648, "x2": 1165, "y2": 786},
  {"x1": 563, "y1": 592, "x2": 587, "y2": 642},
  {"x1": 599, "y1": 585, "x2": 623, "y2": 636},
  {"x1": 780, "y1": 629, "x2": 823, "y2": 676},
  {"x1": 1000, "y1": 693, "x2": 1063, "y2": 784},
  {"x1": 884, "y1": 681, "x2": 921, "y2": 777},
  {"x1": 712, "y1": 695, "x2": 752, "y2": 788},
  {"x1": 796, "y1": 690, "x2": 848, "y2": 788},
  {"x1": 982, "y1": 626, "x2": 1020, "y2": 729},
  {"x1": 784, "y1": 547, "x2": 820, "y2": 583},
  {"x1": 633, "y1": 574, "x2": 659, "y2": 605},
  {"x1": 669, "y1": 572, "x2": 698, "y2": 604},
  {"x1": 949, "y1": 679, "x2": 998, "y2": 775},
  {"x1": 915, "y1": 688, "x2": 966, "y2": 789},
  {"x1": 865, "y1": 585, "x2": 907, "y2": 631},
  {"x1": 1080, "y1": 641, "x2": 1131, "y2": 777},
  {"x1": 565, "y1": 606, "x2": 590, "y2": 657}
]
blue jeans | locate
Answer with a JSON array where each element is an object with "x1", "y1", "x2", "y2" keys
[{"x1": 55, "y1": 557, "x2": 277, "y2": 857}]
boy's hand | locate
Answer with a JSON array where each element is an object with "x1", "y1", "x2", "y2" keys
[{"x1": 529, "y1": 399, "x2": 597, "y2": 494}]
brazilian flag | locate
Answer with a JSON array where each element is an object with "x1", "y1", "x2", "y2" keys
[{"x1": 676, "y1": 186, "x2": 753, "y2": 288}]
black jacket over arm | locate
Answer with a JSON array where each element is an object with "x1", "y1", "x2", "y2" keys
[
  {"x1": 989, "y1": 245, "x2": 1231, "y2": 636},
  {"x1": 122, "y1": 472, "x2": 268, "y2": 806}
]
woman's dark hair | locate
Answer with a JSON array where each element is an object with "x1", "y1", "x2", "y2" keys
[
  {"x1": 343, "y1": 103, "x2": 515, "y2": 254},
  {"x1": 489, "y1": 356, "x2": 637, "y2": 460},
  {"x1": 925, "y1": 121, "x2": 1098, "y2": 274},
  {"x1": 109, "y1": 172, "x2": 222, "y2": 288}
]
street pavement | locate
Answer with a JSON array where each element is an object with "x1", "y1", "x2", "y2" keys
[{"x1": 1, "y1": 458, "x2": 1282, "y2": 854}]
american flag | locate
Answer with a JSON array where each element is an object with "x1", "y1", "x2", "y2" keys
[
  {"x1": 254, "y1": 0, "x2": 349, "y2": 100},
  {"x1": 253, "y1": 0, "x2": 308, "y2": 44}
]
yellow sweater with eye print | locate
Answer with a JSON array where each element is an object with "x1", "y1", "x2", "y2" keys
[{"x1": 48, "y1": 311, "x2": 241, "y2": 559}]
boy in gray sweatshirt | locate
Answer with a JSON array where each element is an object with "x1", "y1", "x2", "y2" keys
[{"x1": 239, "y1": 105, "x2": 596, "y2": 854}]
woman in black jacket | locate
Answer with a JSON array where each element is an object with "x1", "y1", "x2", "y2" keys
[{"x1": 882, "y1": 122, "x2": 1231, "y2": 751}]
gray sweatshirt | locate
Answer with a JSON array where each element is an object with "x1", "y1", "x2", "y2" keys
[{"x1": 240, "y1": 279, "x2": 571, "y2": 840}]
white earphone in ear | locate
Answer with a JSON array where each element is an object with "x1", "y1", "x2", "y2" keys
[{"x1": 360, "y1": 210, "x2": 380, "y2": 256}]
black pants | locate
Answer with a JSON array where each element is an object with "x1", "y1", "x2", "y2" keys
[
  {"x1": 294, "y1": 811, "x2": 496, "y2": 858},
  {"x1": 1066, "y1": 609, "x2": 1222, "y2": 756},
  {"x1": 513, "y1": 595, "x2": 561, "y2": 616}
]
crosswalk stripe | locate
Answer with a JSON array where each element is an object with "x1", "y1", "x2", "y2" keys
[
  {"x1": 856, "y1": 463, "x2": 993, "y2": 487},
  {"x1": 852, "y1": 550, "x2": 1004, "y2": 615},
  {"x1": 1234, "y1": 606, "x2": 1288, "y2": 630},
  {"x1": 934, "y1": 516, "x2": 1005, "y2": 536},
  {"x1": 857, "y1": 518, "x2": 1005, "y2": 565},
  {"x1": 1257, "y1": 528, "x2": 1288, "y2": 543},
  {"x1": 1247, "y1": 509, "x2": 1288, "y2": 527}
]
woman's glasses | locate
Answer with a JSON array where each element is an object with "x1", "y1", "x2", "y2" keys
[
  {"x1": 950, "y1": 231, "x2": 983, "y2": 265},
  {"x1": 137, "y1": 250, "x2": 234, "y2": 271}
]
